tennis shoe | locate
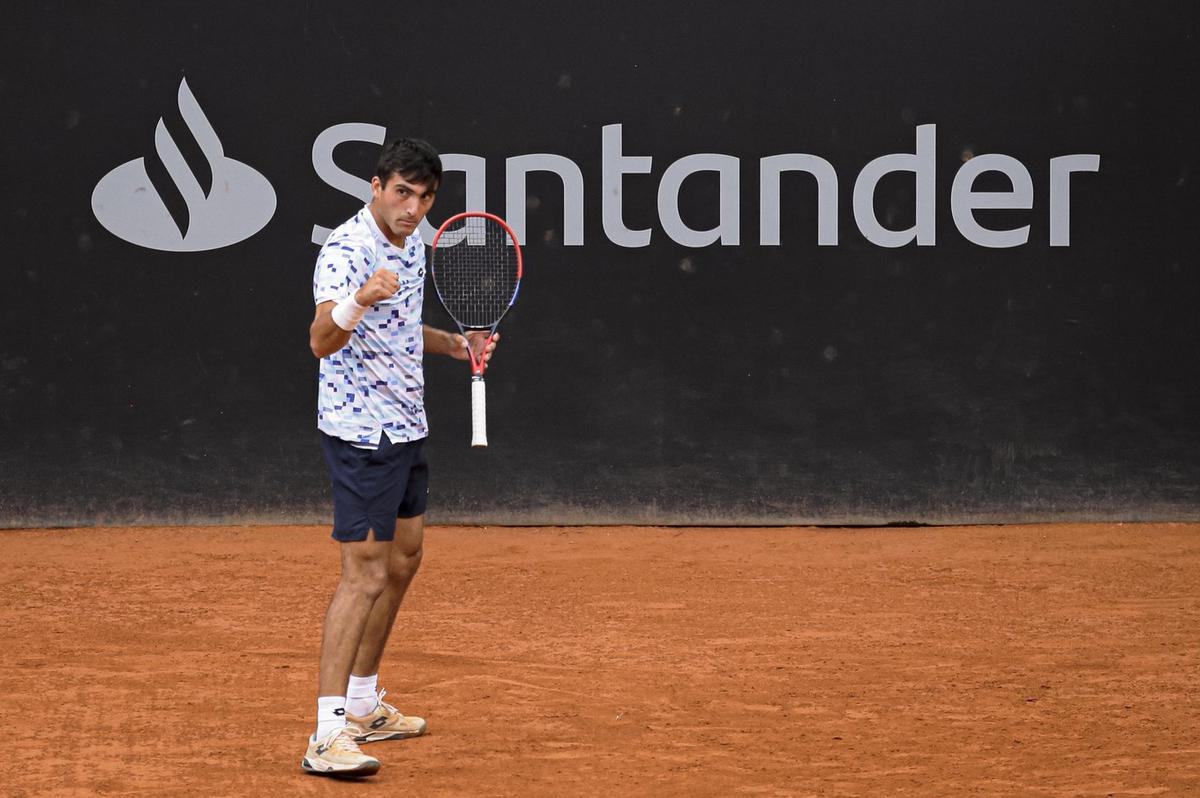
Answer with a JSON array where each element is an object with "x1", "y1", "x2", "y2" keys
[
  {"x1": 346, "y1": 689, "x2": 428, "y2": 742},
  {"x1": 301, "y1": 726, "x2": 381, "y2": 777}
]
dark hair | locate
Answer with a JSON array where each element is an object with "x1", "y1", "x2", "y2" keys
[{"x1": 375, "y1": 138, "x2": 442, "y2": 190}]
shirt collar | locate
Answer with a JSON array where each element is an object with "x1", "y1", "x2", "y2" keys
[{"x1": 361, "y1": 205, "x2": 394, "y2": 248}]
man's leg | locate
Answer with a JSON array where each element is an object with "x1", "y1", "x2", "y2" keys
[
  {"x1": 342, "y1": 514, "x2": 429, "y2": 742},
  {"x1": 351, "y1": 514, "x2": 425, "y2": 677},
  {"x1": 303, "y1": 532, "x2": 392, "y2": 776},
  {"x1": 318, "y1": 533, "x2": 393, "y2": 698}
]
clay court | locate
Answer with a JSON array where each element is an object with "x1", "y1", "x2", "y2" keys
[{"x1": 3, "y1": 522, "x2": 1198, "y2": 796}]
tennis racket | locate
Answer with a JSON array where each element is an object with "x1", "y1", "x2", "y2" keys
[{"x1": 429, "y1": 211, "x2": 523, "y2": 447}]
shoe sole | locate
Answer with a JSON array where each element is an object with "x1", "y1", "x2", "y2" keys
[
  {"x1": 301, "y1": 758, "x2": 381, "y2": 778},
  {"x1": 353, "y1": 727, "x2": 428, "y2": 744}
]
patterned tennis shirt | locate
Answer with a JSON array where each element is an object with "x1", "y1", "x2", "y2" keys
[{"x1": 313, "y1": 206, "x2": 427, "y2": 447}]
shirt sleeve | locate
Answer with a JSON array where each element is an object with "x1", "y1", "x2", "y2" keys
[{"x1": 313, "y1": 239, "x2": 375, "y2": 305}]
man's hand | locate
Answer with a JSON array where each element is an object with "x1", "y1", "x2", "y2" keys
[
  {"x1": 422, "y1": 327, "x2": 500, "y2": 364},
  {"x1": 451, "y1": 331, "x2": 499, "y2": 365},
  {"x1": 354, "y1": 269, "x2": 399, "y2": 306}
]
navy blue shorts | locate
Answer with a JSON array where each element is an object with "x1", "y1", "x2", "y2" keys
[{"x1": 319, "y1": 432, "x2": 429, "y2": 542}]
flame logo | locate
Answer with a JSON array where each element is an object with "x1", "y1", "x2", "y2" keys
[{"x1": 91, "y1": 79, "x2": 276, "y2": 252}]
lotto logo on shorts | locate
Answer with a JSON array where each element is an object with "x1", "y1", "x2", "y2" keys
[{"x1": 91, "y1": 78, "x2": 277, "y2": 252}]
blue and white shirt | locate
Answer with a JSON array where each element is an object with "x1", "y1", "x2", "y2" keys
[{"x1": 313, "y1": 206, "x2": 427, "y2": 447}]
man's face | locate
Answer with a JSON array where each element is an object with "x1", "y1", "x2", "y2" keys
[{"x1": 370, "y1": 172, "x2": 437, "y2": 241}]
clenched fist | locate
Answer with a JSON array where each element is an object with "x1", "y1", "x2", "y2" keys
[{"x1": 354, "y1": 269, "x2": 399, "y2": 306}]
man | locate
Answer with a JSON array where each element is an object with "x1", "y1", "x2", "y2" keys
[{"x1": 304, "y1": 138, "x2": 496, "y2": 777}]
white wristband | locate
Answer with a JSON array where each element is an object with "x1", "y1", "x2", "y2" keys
[{"x1": 330, "y1": 295, "x2": 368, "y2": 331}]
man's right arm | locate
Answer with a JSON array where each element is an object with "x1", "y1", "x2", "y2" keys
[
  {"x1": 309, "y1": 301, "x2": 352, "y2": 358},
  {"x1": 309, "y1": 268, "x2": 401, "y2": 358}
]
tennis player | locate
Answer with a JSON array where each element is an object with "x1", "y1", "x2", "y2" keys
[{"x1": 303, "y1": 138, "x2": 496, "y2": 777}]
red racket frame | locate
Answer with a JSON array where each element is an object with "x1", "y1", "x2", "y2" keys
[{"x1": 429, "y1": 211, "x2": 524, "y2": 377}]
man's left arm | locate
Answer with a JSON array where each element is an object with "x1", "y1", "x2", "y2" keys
[{"x1": 423, "y1": 325, "x2": 499, "y2": 364}]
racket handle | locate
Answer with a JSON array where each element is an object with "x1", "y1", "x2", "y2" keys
[{"x1": 471, "y1": 376, "x2": 487, "y2": 447}]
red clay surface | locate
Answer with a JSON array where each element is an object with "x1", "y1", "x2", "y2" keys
[{"x1": 2, "y1": 523, "x2": 1199, "y2": 796}]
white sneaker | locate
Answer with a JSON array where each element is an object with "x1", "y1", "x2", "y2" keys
[
  {"x1": 301, "y1": 726, "x2": 381, "y2": 777},
  {"x1": 346, "y1": 689, "x2": 429, "y2": 743}
]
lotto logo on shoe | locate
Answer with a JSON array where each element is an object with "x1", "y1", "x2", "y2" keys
[{"x1": 91, "y1": 78, "x2": 277, "y2": 252}]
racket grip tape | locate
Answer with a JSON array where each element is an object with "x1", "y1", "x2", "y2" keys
[{"x1": 471, "y1": 377, "x2": 487, "y2": 447}]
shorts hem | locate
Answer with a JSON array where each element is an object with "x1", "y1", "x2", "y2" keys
[{"x1": 330, "y1": 522, "x2": 397, "y2": 543}]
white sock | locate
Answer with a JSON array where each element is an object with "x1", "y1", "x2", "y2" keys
[
  {"x1": 346, "y1": 673, "x2": 379, "y2": 717},
  {"x1": 314, "y1": 696, "x2": 347, "y2": 741}
]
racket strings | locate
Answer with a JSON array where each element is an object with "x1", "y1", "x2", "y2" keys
[{"x1": 432, "y1": 217, "x2": 520, "y2": 328}]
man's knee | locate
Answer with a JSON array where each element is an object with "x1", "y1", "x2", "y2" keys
[
  {"x1": 341, "y1": 541, "x2": 392, "y2": 598},
  {"x1": 388, "y1": 545, "x2": 423, "y2": 584}
]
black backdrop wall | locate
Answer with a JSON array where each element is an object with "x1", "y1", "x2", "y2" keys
[{"x1": 2, "y1": 2, "x2": 1197, "y2": 526}]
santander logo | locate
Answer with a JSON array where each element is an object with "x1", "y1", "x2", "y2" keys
[
  {"x1": 91, "y1": 79, "x2": 276, "y2": 252},
  {"x1": 92, "y1": 80, "x2": 1099, "y2": 254}
]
